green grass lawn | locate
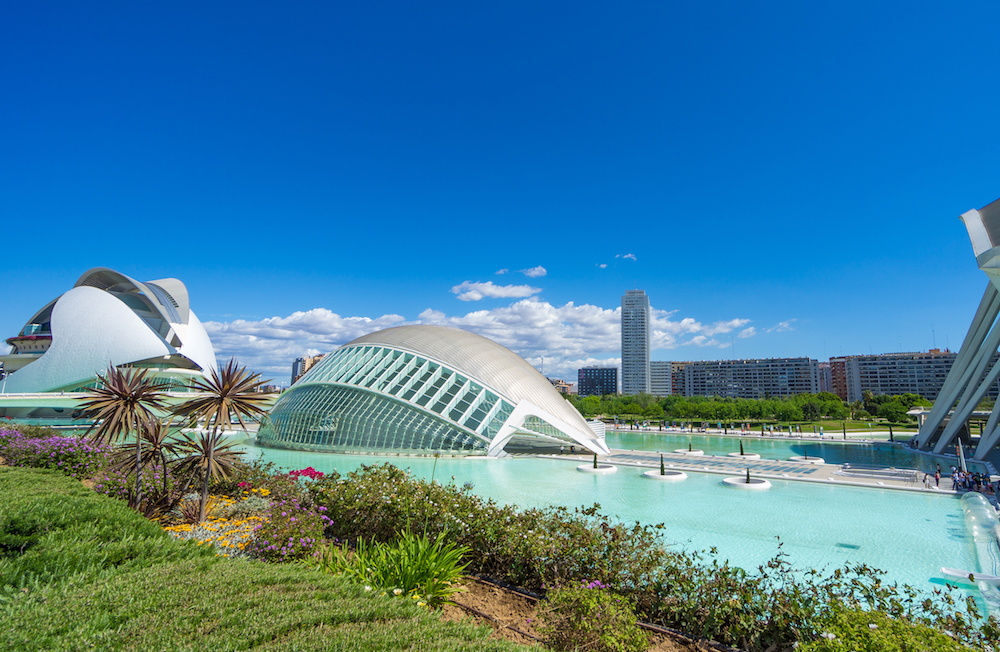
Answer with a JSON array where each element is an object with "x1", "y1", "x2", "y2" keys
[{"x1": 0, "y1": 468, "x2": 527, "y2": 652}]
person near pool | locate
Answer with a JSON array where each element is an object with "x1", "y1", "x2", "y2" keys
[{"x1": 934, "y1": 469, "x2": 940, "y2": 487}]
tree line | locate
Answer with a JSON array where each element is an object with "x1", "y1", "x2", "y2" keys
[{"x1": 565, "y1": 391, "x2": 933, "y2": 424}]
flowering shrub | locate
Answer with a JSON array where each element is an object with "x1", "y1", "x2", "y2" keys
[
  {"x1": 163, "y1": 514, "x2": 266, "y2": 558},
  {"x1": 0, "y1": 427, "x2": 112, "y2": 479},
  {"x1": 538, "y1": 581, "x2": 648, "y2": 652},
  {"x1": 309, "y1": 463, "x2": 667, "y2": 592},
  {"x1": 246, "y1": 495, "x2": 328, "y2": 562},
  {"x1": 91, "y1": 464, "x2": 180, "y2": 504},
  {"x1": 288, "y1": 466, "x2": 324, "y2": 481},
  {"x1": 796, "y1": 603, "x2": 971, "y2": 652},
  {"x1": 308, "y1": 463, "x2": 997, "y2": 652}
]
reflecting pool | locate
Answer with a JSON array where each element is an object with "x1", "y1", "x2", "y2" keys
[
  {"x1": 604, "y1": 430, "x2": 986, "y2": 474},
  {"x1": 240, "y1": 441, "x2": 978, "y2": 596}
]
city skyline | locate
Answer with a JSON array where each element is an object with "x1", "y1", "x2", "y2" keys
[{"x1": 3, "y1": 4, "x2": 1000, "y2": 384}]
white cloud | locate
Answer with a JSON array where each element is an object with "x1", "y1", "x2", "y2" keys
[
  {"x1": 615, "y1": 253, "x2": 637, "y2": 261},
  {"x1": 495, "y1": 268, "x2": 509, "y2": 275},
  {"x1": 204, "y1": 300, "x2": 753, "y2": 384},
  {"x1": 450, "y1": 281, "x2": 542, "y2": 301},
  {"x1": 738, "y1": 326, "x2": 756, "y2": 339},
  {"x1": 649, "y1": 310, "x2": 749, "y2": 349},
  {"x1": 597, "y1": 263, "x2": 607, "y2": 269},
  {"x1": 520, "y1": 265, "x2": 547, "y2": 278},
  {"x1": 765, "y1": 319, "x2": 796, "y2": 333},
  {"x1": 203, "y1": 309, "x2": 406, "y2": 384}
]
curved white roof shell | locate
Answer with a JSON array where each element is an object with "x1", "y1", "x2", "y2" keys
[
  {"x1": 2, "y1": 267, "x2": 217, "y2": 394},
  {"x1": 259, "y1": 325, "x2": 607, "y2": 456},
  {"x1": 346, "y1": 325, "x2": 589, "y2": 434}
]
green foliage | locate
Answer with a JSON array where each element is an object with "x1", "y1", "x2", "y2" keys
[
  {"x1": 538, "y1": 582, "x2": 649, "y2": 652},
  {"x1": 314, "y1": 530, "x2": 469, "y2": 607},
  {"x1": 797, "y1": 603, "x2": 972, "y2": 651},
  {"x1": 0, "y1": 467, "x2": 211, "y2": 595},
  {"x1": 311, "y1": 464, "x2": 669, "y2": 595},
  {"x1": 877, "y1": 400, "x2": 911, "y2": 423},
  {"x1": 566, "y1": 391, "x2": 932, "y2": 425},
  {"x1": 1, "y1": 423, "x2": 59, "y2": 438},
  {"x1": 308, "y1": 463, "x2": 997, "y2": 652},
  {"x1": 0, "y1": 556, "x2": 526, "y2": 652}
]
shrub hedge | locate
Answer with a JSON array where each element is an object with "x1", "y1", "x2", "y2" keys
[{"x1": 307, "y1": 463, "x2": 993, "y2": 652}]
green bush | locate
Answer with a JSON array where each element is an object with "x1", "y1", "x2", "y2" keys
[
  {"x1": 0, "y1": 467, "x2": 211, "y2": 595},
  {"x1": 0, "y1": 466, "x2": 529, "y2": 652},
  {"x1": 314, "y1": 529, "x2": 469, "y2": 607},
  {"x1": 310, "y1": 464, "x2": 668, "y2": 593},
  {"x1": 538, "y1": 581, "x2": 648, "y2": 652},
  {"x1": 307, "y1": 463, "x2": 996, "y2": 652},
  {"x1": 797, "y1": 603, "x2": 972, "y2": 651}
]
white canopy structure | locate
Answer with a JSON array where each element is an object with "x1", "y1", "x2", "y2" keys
[
  {"x1": 1, "y1": 267, "x2": 217, "y2": 394},
  {"x1": 917, "y1": 199, "x2": 1000, "y2": 459}
]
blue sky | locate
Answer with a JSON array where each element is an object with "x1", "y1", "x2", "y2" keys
[{"x1": 3, "y1": 2, "x2": 1000, "y2": 385}]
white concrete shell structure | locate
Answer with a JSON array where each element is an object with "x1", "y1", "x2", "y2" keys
[
  {"x1": 1, "y1": 267, "x2": 217, "y2": 394},
  {"x1": 257, "y1": 325, "x2": 609, "y2": 457},
  {"x1": 918, "y1": 198, "x2": 1000, "y2": 460}
]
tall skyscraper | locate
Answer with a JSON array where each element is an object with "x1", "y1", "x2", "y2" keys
[{"x1": 621, "y1": 289, "x2": 651, "y2": 395}]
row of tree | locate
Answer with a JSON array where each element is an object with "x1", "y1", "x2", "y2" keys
[
  {"x1": 564, "y1": 391, "x2": 933, "y2": 424},
  {"x1": 78, "y1": 359, "x2": 271, "y2": 522}
]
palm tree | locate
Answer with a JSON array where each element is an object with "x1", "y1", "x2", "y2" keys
[
  {"x1": 172, "y1": 359, "x2": 271, "y2": 521},
  {"x1": 173, "y1": 430, "x2": 244, "y2": 518},
  {"x1": 110, "y1": 417, "x2": 183, "y2": 499},
  {"x1": 78, "y1": 365, "x2": 167, "y2": 506}
]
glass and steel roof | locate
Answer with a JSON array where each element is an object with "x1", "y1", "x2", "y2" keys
[{"x1": 258, "y1": 325, "x2": 607, "y2": 456}]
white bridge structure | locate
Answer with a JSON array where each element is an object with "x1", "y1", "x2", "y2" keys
[{"x1": 918, "y1": 198, "x2": 1000, "y2": 460}]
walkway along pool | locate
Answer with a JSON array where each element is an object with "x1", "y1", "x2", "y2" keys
[
  {"x1": 604, "y1": 429, "x2": 989, "y2": 474},
  {"x1": 239, "y1": 440, "x2": 981, "y2": 605}
]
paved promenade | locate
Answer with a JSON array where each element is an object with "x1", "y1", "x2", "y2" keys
[{"x1": 541, "y1": 449, "x2": 964, "y2": 495}]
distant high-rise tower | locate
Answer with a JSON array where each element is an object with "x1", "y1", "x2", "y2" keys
[{"x1": 621, "y1": 289, "x2": 651, "y2": 395}]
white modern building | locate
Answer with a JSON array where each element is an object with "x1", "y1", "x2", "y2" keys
[
  {"x1": 1, "y1": 267, "x2": 217, "y2": 395},
  {"x1": 918, "y1": 198, "x2": 1000, "y2": 460},
  {"x1": 621, "y1": 289, "x2": 651, "y2": 395},
  {"x1": 650, "y1": 360, "x2": 672, "y2": 397},
  {"x1": 258, "y1": 325, "x2": 609, "y2": 457},
  {"x1": 681, "y1": 357, "x2": 819, "y2": 399}
]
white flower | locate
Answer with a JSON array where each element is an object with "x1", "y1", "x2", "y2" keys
[
  {"x1": 821, "y1": 632, "x2": 836, "y2": 640},
  {"x1": 393, "y1": 588, "x2": 403, "y2": 595},
  {"x1": 364, "y1": 585, "x2": 372, "y2": 592},
  {"x1": 868, "y1": 623, "x2": 878, "y2": 629}
]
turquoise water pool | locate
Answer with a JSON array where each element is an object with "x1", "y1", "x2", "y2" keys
[
  {"x1": 605, "y1": 430, "x2": 986, "y2": 474},
  {"x1": 240, "y1": 442, "x2": 978, "y2": 596}
]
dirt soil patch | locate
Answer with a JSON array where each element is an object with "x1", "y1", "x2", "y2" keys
[{"x1": 440, "y1": 577, "x2": 712, "y2": 651}]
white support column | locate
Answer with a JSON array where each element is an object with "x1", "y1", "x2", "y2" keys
[
  {"x1": 918, "y1": 283, "x2": 999, "y2": 448},
  {"x1": 976, "y1": 401, "x2": 1000, "y2": 458},
  {"x1": 935, "y1": 345, "x2": 1000, "y2": 454}
]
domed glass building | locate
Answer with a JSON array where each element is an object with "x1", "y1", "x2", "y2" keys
[{"x1": 257, "y1": 325, "x2": 608, "y2": 457}]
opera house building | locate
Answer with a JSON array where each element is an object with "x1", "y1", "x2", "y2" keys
[
  {"x1": 1, "y1": 268, "x2": 217, "y2": 412},
  {"x1": 258, "y1": 325, "x2": 608, "y2": 457}
]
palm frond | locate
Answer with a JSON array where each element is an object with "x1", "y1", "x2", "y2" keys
[
  {"x1": 174, "y1": 431, "x2": 244, "y2": 483},
  {"x1": 78, "y1": 365, "x2": 167, "y2": 444},
  {"x1": 172, "y1": 359, "x2": 272, "y2": 433},
  {"x1": 109, "y1": 418, "x2": 181, "y2": 471}
]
